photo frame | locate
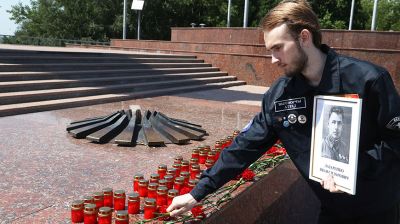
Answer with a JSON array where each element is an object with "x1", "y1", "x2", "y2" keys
[{"x1": 309, "y1": 95, "x2": 362, "y2": 195}]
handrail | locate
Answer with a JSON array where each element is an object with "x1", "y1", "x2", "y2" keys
[{"x1": 0, "y1": 34, "x2": 110, "y2": 47}]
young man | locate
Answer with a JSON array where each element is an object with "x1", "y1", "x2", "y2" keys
[
  {"x1": 321, "y1": 106, "x2": 349, "y2": 164},
  {"x1": 167, "y1": 1, "x2": 400, "y2": 223}
]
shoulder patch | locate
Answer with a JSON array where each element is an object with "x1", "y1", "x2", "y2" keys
[{"x1": 386, "y1": 116, "x2": 400, "y2": 131}]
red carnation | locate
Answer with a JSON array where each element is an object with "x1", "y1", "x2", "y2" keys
[
  {"x1": 179, "y1": 186, "x2": 192, "y2": 195},
  {"x1": 191, "y1": 205, "x2": 205, "y2": 218},
  {"x1": 241, "y1": 168, "x2": 255, "y2": 181}
]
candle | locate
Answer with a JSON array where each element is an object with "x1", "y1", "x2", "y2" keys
[
  {"x1": 156, "y1": 186, "x2": 168, "y2": 206},
  {"x1": 180, "y1": 160, "x2": 189, "y2": 173},
  {"x1": 138, "y1": 179, "x2": 149, "y2": 197},
  {"x1": 213, "y1": 148, "x2": 221, "y2": 161},
  {"x1": 191, "y1": 148, "x2": 199, "y2": 160},
  {"x1": 83, "y1": 204, "x2": 97, "y2": 224},
  {"x1": 204, "y1": 145, "x2": 211, "y2": 153},
  {"x1": 167, "y1": 189, "x2": 179, "y2": 206},
  {"x1": 157, "y1": 164, "x2": 167, "y2": 179},
  {"x1": 83, "y1": 196, "x2": 94, "y2": 206},
  {"x1": 187, "y1": 179, "x2": 197, "y2": 190},
  {"x1": 143, "y1": 198, "x2": 157, "y2": 220},
  {"x1": 97, "y1": 207, "x2": 112, "y2": 224},
  {"x1": 199, "y1": 150, "x2": 207, "y2": 164},
  {"x1": 174, "y1": 177, "x2": 184, "y2": 192},
  {"x1": 93, "y1": 192, "x2": 104, "y2": 211},
  {"x1": 149, "y1": 173, "x2": 160, "y2": 184},
  {"x1": 164, "y1": 175, "x2": 174, "y2": 189},
  {"x1": 158, "y1": 179, "x2": 167, "y2": 188},
  {"x1": 70, "y1": 200, "x2": 84, "y2": 223},
  {"x1": 190, "y1": 164, "x2": 201, "y2": 179},
  {"x1": 205, "y1": 159, "x2": 215, "y2": 169},
  {"x1": 147, "y1": 183, "x2": 158, "y2": 199},
  {"x1": 180, "y1": 171, "x2": 190, "y2": 186},
  {"x1": 166, "y1": 168, "x2": 177, "y2": 178},
  {"x1": 102, "y1": 188, "x2": 113, "y2": 208},
  {"x1": 113, "y1": 190, "x2": 126, "y2": 211},
  {"x1": 133, "y1": 174, "x2": 144, "y2": 193},
  {"x1": 127, "y1": 192, "x2": 140, "y2": 215},
  {"x1": 174, "y1": 155, "x2": 183, "y2": 164},
  {"x1": 207, "y1": 151, "x2": 217, "y2": 162},
  {"x1": 115, "y1": 210, "x2": 129, "y2": 224},
  {"x1": 172, "y1": 163, "x2": 181, "y2": 177}
]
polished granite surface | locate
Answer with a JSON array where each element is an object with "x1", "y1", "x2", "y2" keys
[{"x1": 0, "y1": 95, "x2": 261, "y2": 223}]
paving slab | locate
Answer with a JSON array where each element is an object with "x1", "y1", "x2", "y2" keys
[{"x1": 0, "y1": 93, "x2": 261, "y2": 223}]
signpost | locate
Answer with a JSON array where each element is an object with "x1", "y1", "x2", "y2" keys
[{"x1": 131, "y1": 0, "x2": 145, "y2": 40}]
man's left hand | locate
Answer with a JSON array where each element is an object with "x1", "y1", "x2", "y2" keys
[{"x1": 321, "y1": 175, "x2": 344, "y2": 193}]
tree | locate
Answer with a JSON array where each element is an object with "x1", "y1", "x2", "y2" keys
[{"x1": 360, "y1": 0, "x2": 400, "y2": 31}]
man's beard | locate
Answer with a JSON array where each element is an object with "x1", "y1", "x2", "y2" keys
[{"x1": 285, "y1": 42, "x2": 308, "y2": 77}]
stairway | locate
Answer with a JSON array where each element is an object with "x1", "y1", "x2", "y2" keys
[{"x1": 0, "y1": 48, "x2": 246, "y2": 117}]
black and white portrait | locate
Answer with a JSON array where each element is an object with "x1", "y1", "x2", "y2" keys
[{"x1": 321, "y1": 106, "x2": 352, "y2": 164}]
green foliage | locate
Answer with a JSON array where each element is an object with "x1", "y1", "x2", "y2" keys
[
  {"x1": 361, "y1": 0, "x2": 400, "y2": 31},
  {"x1": 7, "y1": 0, "x2": 399, "y2": 42}
]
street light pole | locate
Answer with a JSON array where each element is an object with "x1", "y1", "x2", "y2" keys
[
  {"x1": 243, "y1": 0, "x2": 249, "y2": 28},
  {"x1": 348, "y1": 0, "x2": 355, "y2": 30},
  {"x1": 123, "y1": 0, "x2": 127, "y2": 39},
  {"x1": 371, "y1": 0, "x2": 378, "y2": 31},
  {"x1": 227, "y1": 0, "x2": 231, "y2": 27}
]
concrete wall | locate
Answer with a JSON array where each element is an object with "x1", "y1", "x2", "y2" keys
[{"x1": 110, "y1": 28, "x2": 400, "y2": 90}]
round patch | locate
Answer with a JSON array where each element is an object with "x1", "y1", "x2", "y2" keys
[
  {"x1": 288, "y1": 114, "x2": 297, "y2": 124},
  {"x1": 283, "y1": 120, "x2": 290, "y2": 128},
  {"x1": 298, "y1": 115, "x2": 307, "y2": 124}
]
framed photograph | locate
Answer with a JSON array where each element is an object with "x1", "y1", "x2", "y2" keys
[{"x1": 309, "y1": 95, "x2": 362, "y2": 195}]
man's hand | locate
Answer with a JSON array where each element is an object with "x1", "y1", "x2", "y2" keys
[
  {"x1": 321, "y1": 175, "x2": 344, "y2": 193},
  {"x1": 166, "y1": 193, "x2": 198, "y2": 217}
]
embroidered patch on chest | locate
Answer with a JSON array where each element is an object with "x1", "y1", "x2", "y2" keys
[
  {"x1": 386, "y1": 116, "x2": 400, "y2": 131},
  {"x1": 274, "y1": 97, "x2": 306, "y2": 112}
]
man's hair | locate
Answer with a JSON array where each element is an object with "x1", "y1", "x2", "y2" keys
[
  {"x1": 260, "y1": 0, "x2": 322, "y2": 48},
  {"x1": 329, "y1": 106, "x2": 344, "y2": 119}
]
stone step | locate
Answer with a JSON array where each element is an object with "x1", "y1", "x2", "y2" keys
[
  {"x1": 0, "y1": 67, "x2": 221, "y2": 81},
  {"x1": 0, "y1": 80, "x2": 246, "y2": 117},
  {"x1": 0, "y1": 49, "x2": 196, "y2": 58},
  {"x1": 0, "y1": 76, "x2": 238, "y2": 105},
  {"x1": 0, "y1": 71, "x2": 228, "y2": 92},
  {"x1": 0, "y1": 62, "x2": 212, "y2": 72},
  {"x1": 0, "y1": 56, "x2": 203, "y2": 64}
]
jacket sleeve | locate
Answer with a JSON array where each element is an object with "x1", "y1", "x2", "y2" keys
[
  {"x1": 371, "y1": 71, "x2": 400, "y2": 159},
  {"x1": 190, "y1": 92, "x2": 279, "y2": 201}
]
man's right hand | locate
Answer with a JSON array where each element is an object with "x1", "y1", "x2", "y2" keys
[{"x1": 166, "y1": 193, "x2": 198, "y2": 217}]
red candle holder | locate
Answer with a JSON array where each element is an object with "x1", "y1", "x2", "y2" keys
[
  {"x1": 173, "y1": 155, "x2": 183, "y2": 164},
  {"x1": 71, "y1": 200, "x2": 84, "y2": 223},
  {"x1": 147, "y1": 183, "x2": 158, "y2": 199},
  {"x1": 219, "y1": 139, "x2": 226, "y2": 149},
  {"x1": 226, "y1": 135, "x2": 233, "y2": 146},
  {"x1": 164, "y1": 175, "x2": 174, "y2": 189},
  {"x1": 213, "y1": 148, "x2": 221, "y2": 161},
  {"x1": 157, "y1": 164, "x2": 167, "y2": 179},
  {"x1": 199, "y1": 150, "x2": 207, "y2": 164},
  {"x1": 191, "y1": 148, "x2": 199, "y2": 160},
  {"x1": 83, "y1": 195, "x2": 94, "y2": 206},
  {"x1": 102, "y1": 188, "x2": 113, "y2": 208},
  {"x1": 174, "y1": 177, "x2": 184, "y2": 192},
  {"x1": 187, "y1": 179, "x2": 197, "y2": 190},
  {"x1": 97, "y1": 206, "x2": 112, "y2": 224},
  {"x1": 83, "y1": 203, "x2": 97, "y2": 224},
  {"x1": 133, "y1": 174, "x2": 144, "y2": 193},
  {"x1": 138, "y1": 179, "x2": 149, "y2": 197},
  {"x1": 167, "y1": 189, "x2": 179, "y2": 206},
  {"x1": 172, "y1": 163, "x2": 181, "y2": 177},
  {"x1": 207, "y1": 151, "x2": 217, "y2": 162},
  {"x1": 156, "y1": 186, "x2": 168, "y2": 206},
  {"x1": 233, "y1": 130, "x2": 240, "y2": 137},
  {"x1": 158, "y1": 179, "x2": 167, "y2": 188},
  {"x1": 181, "y1": 160, "x2": 189, "y2": 173},
  {"x1": 150, "y1": 173, "x2": 160, "y2": 184},
  {"x1": 205, "y1": 159, "x2": 215, "y2": 169},
  {"x1": 115, "y1": 210, "x2": 129, "y2": 224},
  {"x1": 93, "y1": 192, "x2": 104, "y2": 210},
  {"x1": 166, "y1": 168, "x2": 177, "y2": 179},
  {"x1": 189, "y1": 157, "x2": 199, "y2": 167},
  {"x1": 214, "y1": 141, "x2": 222, "y2": 150},
  {"x1": 195, "y1": 173, "x2": 202, "y2": 181},
  {"x1": 180, "y1": 171, "x2": 190, "y2": 185},
  {"x1": 190, "y1": 164, "x2": 201, "y2": 179},
  {"x1": 143, "y1": 198, "x2": 157, "y2": 220},
  {"x1": 128, "y1": 193, "x2": 140, "y2": 215},
  {"x1": 204, "y1": 145, "x2": 211, "y2": 153},
  {"x1": 113, "y1": 190, "x2": 126, "y2": 211}
]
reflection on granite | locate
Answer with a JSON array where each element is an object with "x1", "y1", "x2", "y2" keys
[{"x1": 0, "y1": 95, "x2": 260, "y2": 223}]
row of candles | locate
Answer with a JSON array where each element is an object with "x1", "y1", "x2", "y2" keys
[{"x1": 71, "y1": 131, "x2": 240, "y2": 223}]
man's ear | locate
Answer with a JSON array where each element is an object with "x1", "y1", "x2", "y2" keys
[{"x1": 299, "y1": 29, "x2": 312, "y2": 47}]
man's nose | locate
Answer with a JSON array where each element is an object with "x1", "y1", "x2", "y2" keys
[{"x1": 271, "y1": 54, "x2": 280, "y2": 64}]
